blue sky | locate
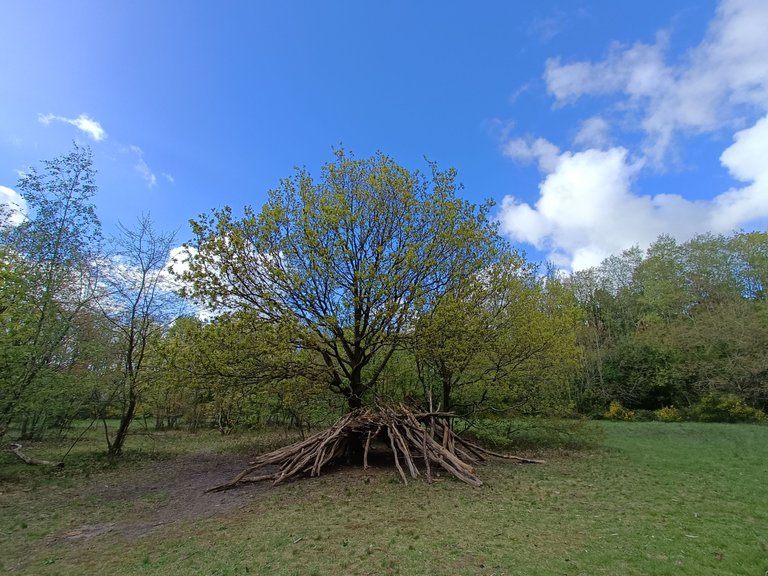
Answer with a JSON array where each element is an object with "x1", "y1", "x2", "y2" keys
[{"x1": 2, "y1": 0, "x2": 766, "y2": 270}]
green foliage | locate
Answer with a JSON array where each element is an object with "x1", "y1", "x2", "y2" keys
[
  {"x1": 153, "y1": 311, "x2": 341, "y2": 432},
  {"x1": 180, "y1": 150, "x2": 500, "y2": 410},
  {"x1": 414, "y1": 256, "x2": 582, "y2": 416},
  {"x1": 600, "y1": 334, "x2": 688, "y2": 409},
  {"x1": 0, "y1": 144, "x2": 102, "y2": 438},
  {"x1": 571, "y1": 231, "x2": 768, "y2": 414},
  {"x1": 692, "y1": 392, "x2": 766, "y2": 423},
  {"x1": 654, "y1": 405, "x2": 683, "y2": 422},
  {"x1": 463, "y1": 417, "x2": 603, "y2": 450},
  {"x1": 604, "y1": 400, "x2": 635, "y2": 421}
]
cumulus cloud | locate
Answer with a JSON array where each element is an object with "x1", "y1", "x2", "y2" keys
[
  {"x1": 0, "y1": 185, "x2": 27, "y2": 226},
  {"x1": 126, "y1": 145, "x2": 157, "y2": 188},
  {"x1": 499, "y1": 0, "x2": 768, "y2": 270},
  {"x1": 544, "y1": 0, "x2": 768, "y2": 163},
  {"x1": 545, "y1": 33, "x2": 672, "y2": 104},
  {"x1": 502, "y1": 137, "x2": 561, "y2": 173},
  {"x1": 501, "y1": 147, "x2": 672, "y2": 270},
  {"x1": 574, "y1": 116, "x2": 612, "y2": 148},
  {"x1": 712, "y1": 114, "x2": 768, "y2": 230},
  {"x1": 500, "y1": 115, "x2": 768, "y2": 270},
  {"x1": 38, "y1": 113, "x2": 107, "y2": 141}
]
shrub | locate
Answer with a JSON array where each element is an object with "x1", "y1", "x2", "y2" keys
[
  {"x1": 463, "y1": 417, "x2": 604, "y2": 450},
  {"x1": 692, "y1": 393, "x2": 766, "y2": 423},
  {"x1": 633, "y1": 409, "x2": 656, "y2": 422},
  {"x1": 654, "y1": 405, "x2": 683, "y2": 422},
  {"x1": 605, "y1": 400, "x2": 635, "y2": 421}
]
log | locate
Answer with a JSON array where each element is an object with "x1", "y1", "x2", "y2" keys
[{"x1": 9, "y1": 443, "x2": 64, "y2": 467}]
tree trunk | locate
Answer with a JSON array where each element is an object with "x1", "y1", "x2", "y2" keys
[
  {"x1": 108, "y1": 388, "x2": 137, "y2": 459},
  {"x1": 347, "y1": 393, "x2": 363, "y2": 411},
  {"x1": 442, "y1": 379, "x2": 451, "y2": 413}
]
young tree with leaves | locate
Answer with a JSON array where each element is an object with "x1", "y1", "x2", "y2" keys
[{"x1": 0, "y1": 144, "x2": 102, "y2": 438}]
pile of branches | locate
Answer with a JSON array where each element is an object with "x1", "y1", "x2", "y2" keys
[{"x1": 208, "y1": 405, "x2": 543, "y2": 492}]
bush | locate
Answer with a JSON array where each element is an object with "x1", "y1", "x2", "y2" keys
[
  {"x1": 463, "y1": 417, "x2": 603, "y2": 450},
  {"x1": 633, "y1": 409, "x2": 656, "y2": 422},
  {"x1": 654, "y1": 405, "x2": 683, "y2": 422},
  {"x1": 692, "y1": 393, "x2": 766, "y2": 423},
  {"x1": 604, "y1": 400, "x2": 635, "y2": 421}
]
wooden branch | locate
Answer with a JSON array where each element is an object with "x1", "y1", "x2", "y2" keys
[
  {"x1": 9, "y1": 443, "x2": 63, "y2": 467},
  {"x1": 206, "y1": 405, "x2": 543, "y2": 492}
]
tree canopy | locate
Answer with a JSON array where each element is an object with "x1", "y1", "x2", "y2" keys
[{"x1": 180, "y1": 150, "x2": 501, "y2": 409}]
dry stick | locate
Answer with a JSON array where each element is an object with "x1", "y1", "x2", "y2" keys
[
  {"x1": 312, "y1": 424, "x2": 347, "y2": 475},
  {"x1": 457, "y1": 437, "x2": 546, "y2": 464},
  {"x1": 232, "y1": 473, "x2": 279, "y2": 486},
  {"x1": 363, "y1": 425, "x2": 382, "y2": 470},
  {"x1": 425, "y1": 432, "x2": 482, "y2": 486},
  {"x1": 9, "y1": 443, "x2": 63, "y2": 467},
  {"x1": 390, "y1": 422, "x2": 419, "y2": 479},
  {"x1": 448, "y1": 433, "x2": 487, "y2": 462},
  {"x1": 60, "y1": 416, "x2": 99, "y2": 462},
  {"x1": 386, "y1": 427, "x2": 408, "y2": 484},
  {"x1": 421, "y1": 429, "x2": 433, "y2": 484}
]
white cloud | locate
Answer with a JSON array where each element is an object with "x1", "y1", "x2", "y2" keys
[
  {"x1": 500, "y1": 147, "x2": 674, "y2": 270},
  {"x1": 164, "y1": 245, "x2": 194, "y2": 288},
  {"x1": 574, "y1": 116, "x2": 612, "y2": 148},
  {"x1": 0, "y1": 185, "x2": 27, "y2": 226},
  {"x1": 712, "y1": 114, "x2": 768, "y2": 230},
  {"x1": 502, "y1": 137, "x2": 561, "y2": 173},
  {"x1": 162, "y1": 173, "x2": 175, "y2": 185},
  {"x1": 545, "y1": 33, "x2": 672, "y2": 104},
  {"x1": 163, "y1": 245, "x2": 217, "y2": 320},
  {"x1": 500, "y1": 116, "x2": 768, "y2": 270},
  {"x1": 38, "y1": 113, "x2": 107, "y2": 141},
  {"x1": 544, "y1": 0, "x2": 768, "y2": 163},
  {"x1": 127, "y1": 145, "x2": 157, "y2": 188},
  {"x1": 499, "y1": 0, "x2": 768, "y2": 270}
]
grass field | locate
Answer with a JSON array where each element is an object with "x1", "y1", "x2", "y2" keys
[{"x1": 1, "y1": 421, "x2": 766, "y2": 575}]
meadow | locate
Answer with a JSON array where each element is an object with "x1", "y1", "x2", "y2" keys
[{"x1": 1, "y1": 421, "x2": 766, "y2": 575}]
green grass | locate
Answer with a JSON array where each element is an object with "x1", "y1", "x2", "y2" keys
[{"x1": 1, "y1": 421, "x2": 766, "y2": 575}]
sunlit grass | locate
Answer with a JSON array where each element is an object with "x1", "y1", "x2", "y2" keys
[{"x1": 1, "y1": 421, "x2": 766, "y2": 575}]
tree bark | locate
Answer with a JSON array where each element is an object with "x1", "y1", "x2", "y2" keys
[{"x1": 108, "y1": 387, "x2": 137, "y2": 459}]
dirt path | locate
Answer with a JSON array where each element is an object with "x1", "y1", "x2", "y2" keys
[{"x1": 51, "y1": 452, "x2": 272, "y2": 541}]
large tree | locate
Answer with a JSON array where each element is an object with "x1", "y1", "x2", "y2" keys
[{"x1": 180, "y1": 150, "x2": 499, "y2": 410}]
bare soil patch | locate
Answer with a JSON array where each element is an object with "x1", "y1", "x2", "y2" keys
[{"x1": 53, "y1": 452, "x2": 276, "y2": 541}]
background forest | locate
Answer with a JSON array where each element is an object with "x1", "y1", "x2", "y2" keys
[{"x1": 1, "y1": 146, "x2": 766, "y2": 457}]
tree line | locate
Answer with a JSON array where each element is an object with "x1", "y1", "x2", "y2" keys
[
  {"x1": 1, "y1": 146, "x2": 765, "y2": 456},
  {"x1": 569, "y1": 232, "x2": 768, "y2": 421}
]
